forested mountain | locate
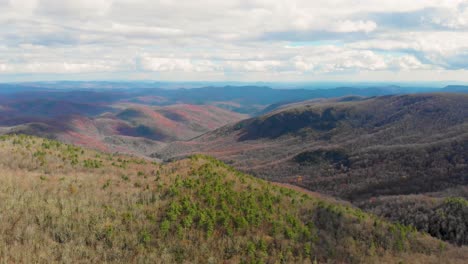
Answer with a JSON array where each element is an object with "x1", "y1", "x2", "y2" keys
[
  {"x1": 158, "y1": 93, "x2": 468, "y2": 245},
  {"x1": 0, "y1": 134, "x2": 466, "y2": 263},
  {"x1": 2, "y1": 84, "x2": 467, "y2": 249}
]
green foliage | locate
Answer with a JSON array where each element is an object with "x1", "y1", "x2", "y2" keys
[
  {"x1": 83, "y1": 159, "x2": 102, "y2": 169},
  {"x1": 102, "y1": 179, "x2": 111, "y2": 189},
  {"x1": 121, "y1": 175, "x2": 130, "y2": 181},
  {"x1": 444, "y1": 197, "x2": 468, "y2": 207},
  {"x1": 160, "y1": 219, "x2": 171, "y2": 236},
  {"x1": 139, "y1": 230, "x2": 151, "y2": 245}
]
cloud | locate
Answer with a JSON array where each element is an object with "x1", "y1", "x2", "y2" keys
[
  {"x1": 290, "y1": 48, "x2": 390, "y2": 73},
  {"x1": 109, "y1": 23, "x2": 184, "y2": 38},
  {"x1": 0, "y1": 63, "x2": 10, "y2": 72},
  {"x1": 347, "y1": 31, "x2": 468, "y2": 69},
  {"x1": 331, "y1": 20, "x2": 377, "y2": 33},
  {"x1": 0, "y1": 61, "x2": 118, "y2": 74},
  {"x1": 388, "y1": 55, "x2": 429, "y2": 70},
  {"x1": 8, "y1": 0, "x2": 38, "y2": 14},
  {"x1": 37, "y1": 0, "x2": 113, "y2": 18},
  {"x1": 225, "y1": 60, "x2": 284, "y2": 72},
  {"x1": 139, "y1": 56, "x2": 220, "y2": 72},
  {"x1": 0, "y1": 0, "x2": 468, "y2": 81}
]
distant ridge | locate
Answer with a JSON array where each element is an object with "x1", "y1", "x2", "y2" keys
[{"x1": 442, "y1": 85, "x2": 468, "y2": 93}]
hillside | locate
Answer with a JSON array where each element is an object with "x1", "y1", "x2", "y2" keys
[
  {"x1": 442, "y1": 85, "x2": 468, "y2": 93},
  {"x1": 0, "y1": 134, "x2": 467, "y2": 263},
  {"x1": 0, "y1": 99, "x2": 112, "y2": 118},
  {"x1": 158, "y1": 94, "x2": 468, "y2": 243},
  {"x1": 356, "y1": 193, "x2": 468, "y2": 246},
  {"x1": 160, "y1": 93, "x2": 468, "y2": 197},
  {"x1": 113, "y1": 104, "x2": 248, "y2": 141},
  {"x1": 0, "y1": 101, "x2": 246, "y2": 156},
  {"x1": 1, "y1": 84, "x2": 467, "y2": 155}
]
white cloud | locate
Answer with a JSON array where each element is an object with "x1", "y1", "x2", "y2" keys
[
  {"x1": 331, "y1": 20, "x2": 377, "y2": 33},
  {"x1": 294, "y1": 49, "x2": 389, "y2": 73},
  {"x1": 425, "y1": 4, "x2": 468, "y2": 29},
  {"x1": 0, "y1": 0, "x2": 468, "y2": 81},
  {"x1": 110, "y1": 23, "x2": 184, "y2": 37},
  {"x1": 293, "y1": 56, "x2": 314, "y2": 72},
  {"x1": 0, "y1": 61, "x2": 117, "y2": 74},
  {"x1": 388, "y1": 55, "x2": 428, "y2": 70},
  {"x1": 8, "y1": 0, "x2": 38, "y2": 14},
  {"x1": 139, "y1": 56, "x2": 220, "y2": 72},
  {"x1": 37, "y1": 0, "x2": 113, "y2": 17},
  {"x1": 225, "y1": 60, "x2": 283, "y2": 72},
  {"x1": 348, "y1": 31, "x2": 468, "y2": 69},
  {"x1": 0, "y1": 63, "x2": 10, "y2": 72}
]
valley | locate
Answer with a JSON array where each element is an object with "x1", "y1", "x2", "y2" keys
[
  {"x1": 160, "y1": 93, "x2": 468, "y2": 200},
  {"x1": 1, "y1": 83, "x2": 467, "y2": 261},
  {"x1": 156, "y1": 92, "x2": 468, "y2": 247}
]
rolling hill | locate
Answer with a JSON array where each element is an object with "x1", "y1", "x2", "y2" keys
[
  {"x1": 2, "y1": 82, "x2": 467, "y2": 115},
  {"x1": 356, "y1": 193, "x2": 468, "y2": 246},
  {"x1": 1, "y1": 84, "x2": 468, "y2": 258},
  {"x1": 1, "y1": 84, "x2": 467, "y2": 152},
  {"x1": 0, "y1": 134, "x2": 466, "y2": 263},
  {"x1": 158, "y1": 93, "x2": 468, "y2": 243},
  {"x1": 160, "y1": 93, "x2": 468, "y2": 199},
  {"x1": 0, "y1": 87, "x2": 248, "y2": 155},
  {"x1": 113, "y1": 104, "x2": 248, "y2": 141}
]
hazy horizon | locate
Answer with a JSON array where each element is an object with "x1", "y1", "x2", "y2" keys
[{"x1": 2, "y1": 80, "x2": 468, "y2": 90}]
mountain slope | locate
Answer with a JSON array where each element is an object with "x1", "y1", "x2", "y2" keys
[
  {"x1": 0, "y1": 103, "x2": 246, "y2": 155},
  {"x1": 442, "y1": 85, "x2": 468, "y2": 93},
  {"x1": 113, "y1": 104, "x2": 248, "y2": 141},
  {"x1": 157, "y1": 93, "x2": 468, "y2": 245},
  {"x1": 0, "y1": 134, "x2": 467, "y2": 263},
  {"x1": 1, "y1": 84, "x2": 466, "y2": 155},
  {"x1": 357, "y1": 193, "x2": 468, "y2": 246},
  {"x1": 159, "y1": 93, "x2": 468, "y2": 200}
]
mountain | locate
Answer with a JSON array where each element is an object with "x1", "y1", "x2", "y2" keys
[
  {"x1": 0, "y1": 99, "x2": 112, "y2": 118},
  {"x1": 1, "y1": 85, "x2": 265, "y2": 154},
  {"x1": 0, "y1": 134, "x2": 466, "y2": 263},
  {"x1": 114, "y1": 104, "x2": 248, "y2": 141},
  {"x1": 160, "y1": 93, "x2": 468, "y2": 199},
  {"x1": 0, "y1": 102, "x2": 246, "y2": 156},
  {"x1": 160, "y1": 94, "x2": 467, "y2": 197},
  {"x1": 442, "y1": 85, "x2": 468, "y2": 93},
  {"x1": 2, "y1": 85, "x2": 467, "y2": 189},
  {"x1": 158, "y1": 93, "x2": 468, "y2": 243},
  {"x1": 356, "y1": 193, "x2": 468, "y2": 246},
  {"x1": 1, "y1": 82, "x2": 462, "y2": 115}
]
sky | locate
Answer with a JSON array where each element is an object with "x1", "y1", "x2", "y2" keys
[{"x1": 1, "y1": 0, "x2": 468, "y2": 82}]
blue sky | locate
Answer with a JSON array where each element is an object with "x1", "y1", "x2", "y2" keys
[{"x1": 1, "y1": 0, "x2": 468, "y2": 82}]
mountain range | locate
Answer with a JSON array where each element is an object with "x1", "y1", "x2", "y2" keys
[{"x1": 0, "y1": 82, "x2": 468, "y2": 260}]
